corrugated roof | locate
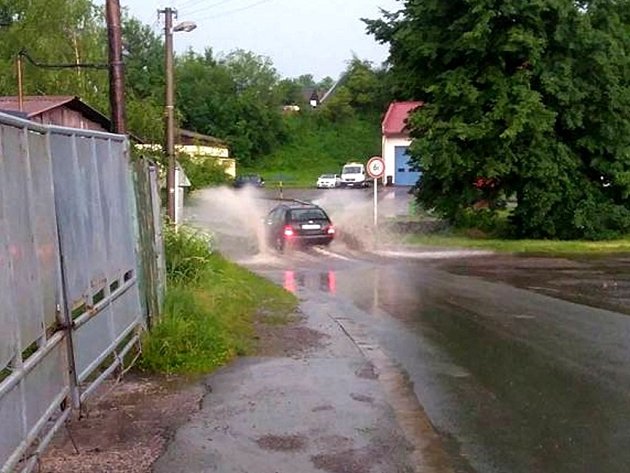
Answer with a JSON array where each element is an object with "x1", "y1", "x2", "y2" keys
[
  {"x1": 0, "y1": 95, "x2": 146, "y2": 142},
  {"x1": 381, "y1": 101, "x2": 423, "y2": 136},
  {"x1": 0, "y1": 96, "x2": 77, "y2": 117}
]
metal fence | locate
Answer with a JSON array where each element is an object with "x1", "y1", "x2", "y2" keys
[{"x1": 0, "y1": 112, "x2": 160, "y2": 472}]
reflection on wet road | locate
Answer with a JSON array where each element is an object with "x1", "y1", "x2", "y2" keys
[
  {"x1": 283, "y1": 270, "x2": 337, "y2": 294},
  {"x1": 259, "y1": 255, "x2": 630, "y2": 473},
  {"x1": 331, "y1": 263, "x2": 630, "y2": 473}
]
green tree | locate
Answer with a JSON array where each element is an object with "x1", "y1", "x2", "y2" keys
[
  {"x1": 0, "y1": 0, "x2": 107, "y2": 106},
  {"x1": 317, "y1": 76, "x2": 335, "y2": 94},
  {"x1": 367, "y1": 0, "x2": 630, "y2": 239},
  {"x1": 343, "y1": 57, "x2": 385, "y2": 114},
  {"x1": 176, "y1": 49, "x2": 287, "y2": 164},
  {"x1": 122, "y1": 16, "x2": 163, "y2": 101},
  {"x1": 320, "y1": 86, "x2": 355, "y2": 122},
  {"x1": 122, "y1": 15, "x2": 165, "y2": 142}
]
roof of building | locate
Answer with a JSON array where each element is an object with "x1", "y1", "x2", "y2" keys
[
  {"x1": 381, "y1": 101, "x2": 424, "y2": 136},
  {"x1": 0, "y1": 95, "x2": 112, "y2": 130},
  {"x1": 176, "y1": 128, "x2": 227, "y2": 147}
]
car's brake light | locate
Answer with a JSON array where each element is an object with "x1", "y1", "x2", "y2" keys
[
  {"x1": 283, "y1": 225, "x2": 294, "y2": 237},
  {"x1": 327, "y1": 226, "x2": 335, "y2": 235}
]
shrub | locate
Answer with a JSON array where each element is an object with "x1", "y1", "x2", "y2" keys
[
  {"x1": 140, "y1": 224, "x2": 298, "y2": 375},
  {"x1": 178, "y1": 154, "x2": 232, "y2": 191}
]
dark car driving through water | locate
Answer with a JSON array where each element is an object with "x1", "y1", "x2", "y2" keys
[
  {"x1": 233, "y1": 174, "x2": 265, "y2": 188},
  {"x1": 264, "y1": 202, "x2": 335, "y2": 251}
]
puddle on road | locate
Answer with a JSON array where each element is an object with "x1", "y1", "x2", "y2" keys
[
  {"x1": 331, "y1": 263, "x2": 630, "y2": 473},
  {"x1": 283, "y1": 270, "x2": 337, "y2": 295}
]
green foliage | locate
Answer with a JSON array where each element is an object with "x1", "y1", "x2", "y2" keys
[
  {"x1": 0, "y1": 0, "x2": 107, "y2": 106},
  {"x1": 178, "y1": 154, "x2": 232, "y2": 191},
  {"x1": 176, "y1": 49, "x2": 288, "y2": 165},
  {"x1": 140, "y1": 284, "x2": 235, "y2": 374},
  {"x1": 163, "y1": 225, "x2": 214, "y2": 284},
  {"x1": 320, "y1": 86, "x2": 355, "y2": 123},
  {"x1": 141, "y1": 226, "x2": 298, "y2": 374},
  {"x1": 343, "y1": 56, "x2": 390, "y2": 114},
  {"x1": 367, "y1": 0, "x2": 630, "y2": 239},
  {"x1": 122, "y1": 16, "x2": 164, "y2": 101},
  {"x1": 121, "y1": 15, "x2": 165, "y2": 142}
]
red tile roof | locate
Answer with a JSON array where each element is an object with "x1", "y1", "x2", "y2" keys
[{"x1": 382, "y1": 101, "x2": 423, "y2": 136}]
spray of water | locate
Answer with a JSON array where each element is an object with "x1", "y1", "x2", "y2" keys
[
  {"x1": 184, "y1": 186, "x2": 413, "y2": 258},
  {"x1": 312, "y1": 187, "x2": 412, "y2": 250},
  {"x1": 184, "y1": 186, "x2": 273, "y2": 259}
]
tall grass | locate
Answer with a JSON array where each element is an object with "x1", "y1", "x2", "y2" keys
[
  {"x1": 140, "y1": 225, "x2": 297, "y2": 374},
  {"x1": 163, "y1": 226, "x2": 214, "y2": 284}
]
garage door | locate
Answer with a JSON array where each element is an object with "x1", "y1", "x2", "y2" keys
[{"x1": 394, "y1": 146, "x2": 421, "y2": 186}]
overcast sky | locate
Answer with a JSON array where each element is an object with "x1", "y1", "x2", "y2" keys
[{"x1": 116, "y1": 0, "x2": 400, "y2": 80}]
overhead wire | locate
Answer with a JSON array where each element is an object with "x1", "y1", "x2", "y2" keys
[
  {"x1": 192, "y1": 0, "x2": 275, "y2": 22},
  {"x1": 178, "y1": 0, "x2": 244, "y2": 17},
  {"x1": 175, "y1": 0, "x2": 207, "y2": 11}
]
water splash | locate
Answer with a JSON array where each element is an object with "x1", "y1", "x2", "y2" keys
[{"x1": 184, "y1": 186, "x2": 272, "y2": 258}]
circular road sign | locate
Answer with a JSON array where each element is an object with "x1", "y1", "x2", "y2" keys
[{"x1": 366, "y1": 156, "x2": 385, "y2": 179}]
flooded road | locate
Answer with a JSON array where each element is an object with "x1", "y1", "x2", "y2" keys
[
  {"x1": 332, "y1": 262, "x2": 630, "y2": 473},
  {"x1": 186, "y1": 187, "x2": 630, "y2": 473}
]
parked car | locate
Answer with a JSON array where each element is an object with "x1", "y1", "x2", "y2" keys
[
  {"x1": 340, "y1": 162, "x2": 367, "y2": 188},
  {"x1": 264, "y1": 202, "x2": 335, "y2": 251},
  {"x1": 233, "y1": 174, "x2": 265, "y2": 188},
  {"x1": 316, "y1": 174, "x2": 341, "y2": 189}
]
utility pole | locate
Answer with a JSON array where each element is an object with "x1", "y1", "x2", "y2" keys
[
  {"x1": 105, "y1": 0, "x2": 126, "y2": 134},
  {"x1": 16, "y1": 54, "x2": 23, "y2": 112},
  {"x1": 161, "y1": 7, "x2": 176, "y2": 221}
]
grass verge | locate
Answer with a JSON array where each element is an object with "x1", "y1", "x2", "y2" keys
[
  {"x1": 404, "y1": 233, "x2": 630, "y2": 255},
  {"x1": 139, "y1": 226, "x2": 298, "y2": 375}
]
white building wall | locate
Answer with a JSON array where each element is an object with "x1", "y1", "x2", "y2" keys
[{"x1": 382, "y1": 135, "x2": 412, "y2": 184}]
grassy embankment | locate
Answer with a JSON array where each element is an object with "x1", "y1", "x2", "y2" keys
[
  {"x1": 404, "y1": 232, "x2": 630, "y2": 255},
  {"x1": 140, "y1": 226, "x2": 297, "y2": 374},
  {"x1": 245, "y1": 113, "x2": 382, "y2": 188}
]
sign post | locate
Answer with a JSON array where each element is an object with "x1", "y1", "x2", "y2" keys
[{"x1": 366, "y1": 156, "x2": 385, "y2": 227}]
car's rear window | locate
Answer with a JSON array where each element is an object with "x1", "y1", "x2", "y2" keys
[
  {"x1": 343, "y1": 166, "x2": 361, "y2": 173},
  {"x1": 320, "y1": 174, "x2": 335, "y2": 179},
  {"x1": 289, "y1": 208, "x2": 328, "y2": 222}
]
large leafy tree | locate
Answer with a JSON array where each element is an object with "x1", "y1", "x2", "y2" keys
[
  {"x1": 366, "y1": 0, "x2": 630, "y2": 239},
  {"x1": 320, "y1": 56, "x2": 392, "y2": 122},
  {"x1": 176, "y1": 49, "x2": 287, "y2": 164}
]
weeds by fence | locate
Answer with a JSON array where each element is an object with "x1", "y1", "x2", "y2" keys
[{"x1": 140, "y1": 226, "x2": 297, "y2": 375}]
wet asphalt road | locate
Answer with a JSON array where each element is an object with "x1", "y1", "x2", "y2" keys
[{"x1": 186, "y1": 188, "x2": 630, "y2": 473}]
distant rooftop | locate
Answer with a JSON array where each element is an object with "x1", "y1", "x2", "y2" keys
[
  {"x1": 176, "y1": 128, "x2": 227, "y2": 147},
  {"x1": 382, "y1": 101, "x2": 424, "y2": 136},
  {"x1": 0, "y1": 95, "x2": 111, "y2": 129}
]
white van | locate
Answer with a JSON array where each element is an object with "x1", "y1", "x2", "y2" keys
[{"x1": 340, "y1": 162, "x2": 367, "y2": 188}]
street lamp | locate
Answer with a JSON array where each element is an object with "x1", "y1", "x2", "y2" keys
[
  {"x1": 162, "y1": 7, "x2": 196, "y2": 222},
  {"x1": 173, "y1": 21, "x2": 197, "y2": 33}
]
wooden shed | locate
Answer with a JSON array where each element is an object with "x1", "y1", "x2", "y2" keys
[{"x1": 0, "y1": 95, "x2": 111, "y2": 132}]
